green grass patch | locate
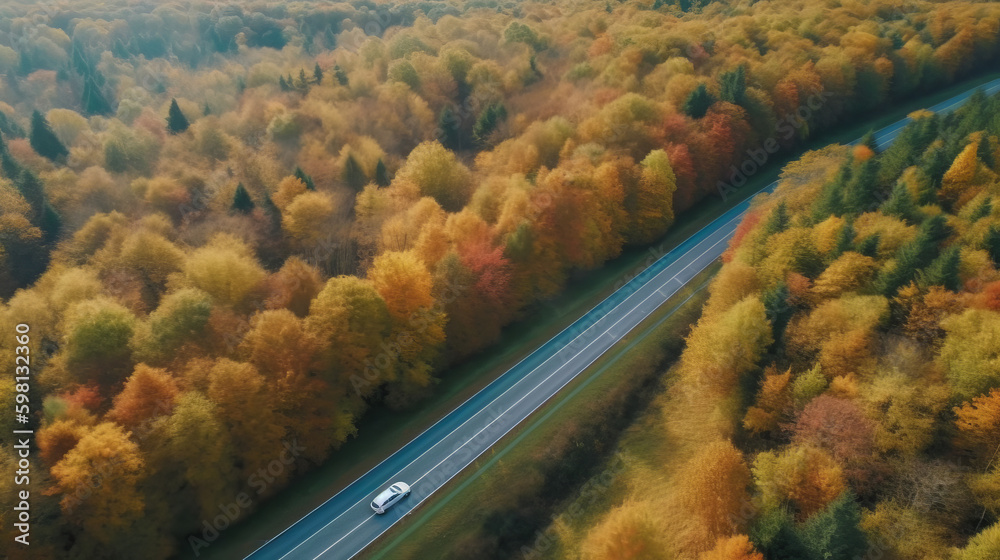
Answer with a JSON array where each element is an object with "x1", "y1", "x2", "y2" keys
[
  {"x1": 359, "y1": 262, "x2": 721, "y2": 560},
  {"x1": 196, "y1": 70, "x2": 1000, "y2": 560}
]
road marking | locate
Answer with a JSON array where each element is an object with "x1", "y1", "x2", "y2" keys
[
  {"x1": 338, "y1": 236, "x2": 733, "y2": 560},
  {"x1": 313, "y1": 223, "x2": 740, "y2": 560},
  {"x1": 254, "y1": 77, "x2": 1000, "y2": 560},
  {"x1": 279, "y1": 209, "x2": 745, "y2": 560}
]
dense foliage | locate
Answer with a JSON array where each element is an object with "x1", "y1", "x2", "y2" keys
[
  {"x1": 548, "y1": 92, "x2": 1000, "y2": 560},
  {"x1": 1, "y1": 0, "x2": 1000, "y2": 556}
]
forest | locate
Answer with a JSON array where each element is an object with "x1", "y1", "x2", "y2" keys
[
  {"x1": 541, "y1": 91, "x2": 1000, "y2": 559},
  {"x1": 1, "y1": 0, "x2": 1000, "y2": 557}
]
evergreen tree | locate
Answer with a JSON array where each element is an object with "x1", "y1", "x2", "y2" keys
[
  {"x1": 260, "y1": 192, "x2": 282, "y2": 232},
  {"x1": 749, "y1": 509, "x2": 810, "y2": 560},
  {"x1": 313, "y1": 62, "x2": 324, "y2": 85},
  {"x1": 832, "y1": 220, "x2": 856, "y2": 259},
  {"x1": 857, "y1": 233, "x2": 880, "y2": 258},
  {"x1": 719, "y1": 64, "x2": 747, "y2": 106},
  {"x1": 977, "y1": 133, "x2": 996, "y2": 170},
  {"x1": 920, "y1": 144, "x2": 951, "y2": 188},
  {"x1": 880, "y1": 181, "x2": 918, "y2": 223},
  {"x1": 437, "y1": 105, "x2": 462, "y2": 150},
  {"x1": 761, "y1": 280, "x2": 793, "y2": 337},
  {"x1": 342, "y1": 154, "x2": 367, "y2": 191},
  {"x1": 764, "y1": 200, "x2": 790, "y2": 236},
  {"x1": 231, "y1": 183, "x2": 255, "y2": 214},
  {"x1": 40, "y1": 202, "x2": 61, "y2": 243},
  {"x1": 279, "y1": 75, "x2": 290, "y2": 91},
  {"x1": 334, "y1": 65, "x2": 349, "y2": 86},
  {"x1": 811, "y1": 159, "x2": 851, "y2": 222},
  {"x1": 799, "y1": 492, "x2": 868, "y2": 560},
  {"x1": 683, "y1": 83, "x2": 714, "y2": 119},
  {"x1": 0, "y1": 112, "x2": 26, "y2": 139},
  {"x1": 15, "y1": 169, "x2": 46, "y2": 219},
  {"x1": 29, "y1": 111, "x2": 68, "y2": 161},
  {"x1": 375, "y1": 158, "x2": 391, "y2": 187},
  {"x1": 971, "y1": 196, "x2": 993, "y2": 221},
  {"x1": 473, "y1": 103, "x2": 508, "y2": 147},
  {"x1": 296, "y1": 69, "x2": 310, "y2": 91},
  {"x1": 167, "y1": 99, "x2": 190, "y2": 135},
  {"x1": 919, "y1": 246, "x2": 961, "y2": 291},
  {"x1": 294, "y1": 167, "x2": 316, "y2": 191},
  {"x1": 843, "y1": 158, "x2": 879, "y2": 215},
  {"x1": 82, "y1": 76, "x2": 113, "y2": 116},
  {"x1": 984, "y1": 226, "x2": 1000, "y2": 267},
  {"x1": 876, "y1": 215, "x2": 948, "y2": 294}
]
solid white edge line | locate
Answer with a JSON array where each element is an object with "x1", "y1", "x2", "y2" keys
[
  {"x1": 252, "y1": 76, "x2": 1000, "y2": 560},
  {"x1": 283, "y1": 209, "x2": 744, "y2": 559}
]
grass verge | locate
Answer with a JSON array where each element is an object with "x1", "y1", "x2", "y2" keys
[
  {"x1": 196, "y1": 70, "x2": 1000, "y2": 560},
  {"x1": 357, "y1": 262, "x2": 721, "y2": 560}
]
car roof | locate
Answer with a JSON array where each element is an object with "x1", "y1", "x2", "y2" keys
[{"x1": 373, "y1": 483, "x2": 407, "y2": 505}]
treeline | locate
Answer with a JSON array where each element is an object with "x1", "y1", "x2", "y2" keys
[
  {"x1": 546, "y1": 91, "x2": 1000, "y2": 559},
  {"x1": 2, "y1": 0, "x2": 1000, "y2": 557}
]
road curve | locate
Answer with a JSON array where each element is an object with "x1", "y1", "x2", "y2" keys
[{"x1": 246, "y1": 78, "x2": 1000, "y2": 560}]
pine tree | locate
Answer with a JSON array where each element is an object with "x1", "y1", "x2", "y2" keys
[
  {"x1": 683, "y1": 83, "x2": 714, "y2": 119},
  {"x1": 857, "y1": 233, "x2": 880, "y2": 258},
  {"x1": 764, "y1": 201, "x2": 790, "y2": 236},
  {"x1": 82, "y1": 76, "x2": 113, "y2": 116},
  {"x1": 473, "y1": 103, "x2": 507, "y2": 147},
  {"x1": 985, "y1": 226, "x2": 1000, "y2": 267},
  {"x1": 919, "y1": 246, "x2": 961, "y2": 291},
  {"x1": 294, "y1": 167, "x2": 316, "y2": 191},
  {"x1": 719, "y1": 64, "x2": 747, "y2": 106},
  {"x1": 313, "y1": 63, "x2": 324, "y2": 85},
  {"x1": 978, "y1": 133, "x2": 996, "y2": 170},
  {"x1": 843, "y1": 158, "x2": 879, "y2": 215},
  {"x1": 279, "y1": 75, "x2": 290, "y2": 91},
  {"x1": 29, "y1": 111, "x2": 68, "y2": 161},
  {"x1": 296, "y1": 69, "x2": 309, "y2": 91},
  {"x1": 971, "y1": 196, "x2": 993, "y2": 221},
  {"x1": 40, "y1": 202, "x2": 62, "y2": 243},
  {"x1": 167, "y1": 99, "x2": 190, "y2": 135},
  {"x1": 334, "y1": 65, "x2": 349, "y2": 86},
  {"x1": 880, "y1": 181, "x2": 918, "y2": 224},
  {"x1": 832, "y1": 220, "x2": 856, "y2": 259},
  {"x1": 15, "y1": 169, "x2": 46, "y2": 219},
  {"x1": 231, "y1": 183, "x2": 255, "y2": 214},
  {"x1": 920, "y1": 144, "x2": 951, "y2": 188},
  {"x1": 799, "y1": 492, "x2": 868, "y2": 560},
  {"x1": 342, "y1": 154, "x2": 367, "y2": 191},
  {"x1": 375, "y1": 158, "x2": 391, "y2": 187},
  {"x1": 437, "y1": 106, "x2": 462, "y2": 150}
]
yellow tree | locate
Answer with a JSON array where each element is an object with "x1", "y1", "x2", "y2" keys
[
  {"x1": 630, "y1": 149, "x2": 677, "y2": 245},
  {"x1": 673, "y1": 440, "x2": 752, "y2": 554},
  {"x1": 940, "y1": 142, "x2": 981, "y2": 208},
  {"x1": 184, "y1": 234, "x2": 265, "y2": 308},
  {"x1": 51, "y1": 422, "x2": 146, "y2": 545},
  {"x1": 581, "y1": 500, "x2": 667, "y2": 560},
  {"x1": 699, "y1": 535, "x2": 764, "y2": 560}
]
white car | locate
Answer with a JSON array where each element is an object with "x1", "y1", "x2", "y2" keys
[{"x1": 371, "y1": 482, "x2": 410, "y2": 514}]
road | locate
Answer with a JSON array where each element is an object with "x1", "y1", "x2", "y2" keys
[{"x1": 246, "y1": 78, "x2": 1000, "y2": 560}]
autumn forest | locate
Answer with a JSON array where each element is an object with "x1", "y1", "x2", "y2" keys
[{"x1": 2, "y1": 0, "x2": 1000, "y2": 558}]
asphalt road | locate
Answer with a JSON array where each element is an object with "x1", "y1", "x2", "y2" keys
[{"x1": 247, "y1": 78, "x2": 1000, "y2": 560}]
